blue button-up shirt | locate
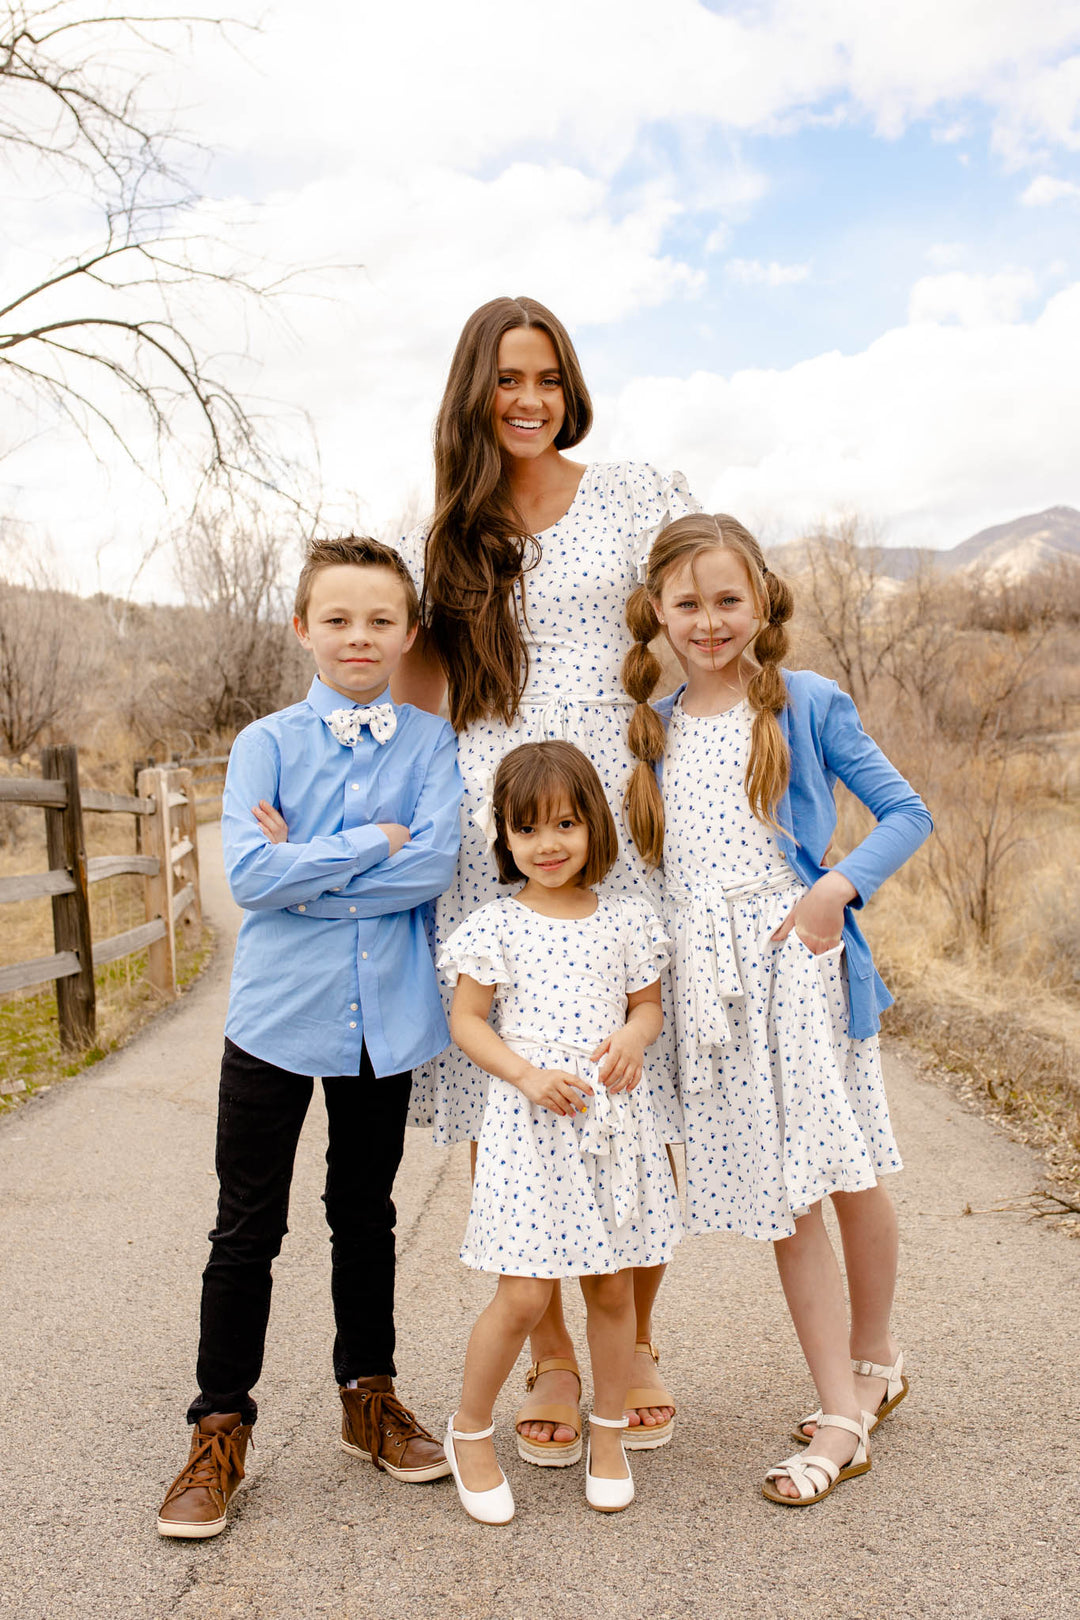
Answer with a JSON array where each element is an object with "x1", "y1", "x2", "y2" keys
[{"x1": 222, "y1": 676, "x2": 462, "y2": 1078}]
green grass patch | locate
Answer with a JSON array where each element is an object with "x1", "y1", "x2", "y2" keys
[{"x1": 0, "y1": 924, "x2": 215, "y2": 1113}]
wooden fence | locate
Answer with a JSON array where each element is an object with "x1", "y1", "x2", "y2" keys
[
  {"x1": 0, "y1": 745, "x2": 202, "y2": 1088},
  {"x1": 139, "y1": 750, "x2": 230, "y2": 818}
]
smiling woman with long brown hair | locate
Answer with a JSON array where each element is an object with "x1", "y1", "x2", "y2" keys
[{"x1": 394, "y1": 294, "x2": 698, "y2": 1459}]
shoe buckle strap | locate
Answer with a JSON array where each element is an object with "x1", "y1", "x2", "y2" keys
[
  {"x1": 450, "y1": 1419, "x2": 495, "y2": 1441},
  {"x1": 851, "y1": 1357, "x2": 891, "y2": 1379}
]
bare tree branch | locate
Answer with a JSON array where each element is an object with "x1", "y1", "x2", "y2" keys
[{"x1": 1, "y1": 4, "x2": 322, "y2": 520}]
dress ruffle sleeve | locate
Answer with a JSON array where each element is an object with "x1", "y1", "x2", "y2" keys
[
  {"x1": 618, "y1": 896, "x2": 673, "y2": 992},
  {"x1": 393, "y1": 522, "x2": 429, "y2": 609},
  {"x1": 627, "y1": 464, "x2": 700, "y2": 578},
  {"x1": 437, "y1": 903, "x2": 512, "y2": 989}
]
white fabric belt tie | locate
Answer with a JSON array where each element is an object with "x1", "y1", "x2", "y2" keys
[
  {"x1": 507, "y1": 1035, "x2": 642, "y2": 1229},
  {"x1": 516, "y1": 692, "x2": 634, "y2": 742},
  {"x1": 666, "y1": 868, "x2": 801, "y2": 1089},
  {"x1": 471, "y1": 695, "x2": 635, "y2": 848}
]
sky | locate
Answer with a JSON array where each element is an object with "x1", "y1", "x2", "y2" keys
[{"x1": 3, "y1": 0, "x2": 1080, "y2": 597}]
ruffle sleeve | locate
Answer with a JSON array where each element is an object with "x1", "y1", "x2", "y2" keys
[
  {"x1": 393, "y1": 522, "x2": 430, "y2": 611},
  {"x1": 437, "y1": 903, "x2": 513, "y2": 989},
  {"x1": 626, "y1": 464, "x2": 700, "y2": 578},
  {"x1": 618, "y1": 895, "x2": 673, "y2": 992}
]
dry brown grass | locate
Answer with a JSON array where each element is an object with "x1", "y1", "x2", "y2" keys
[{"x1": 806, "y1": 546, "x2": 1080, "y2": 1205}]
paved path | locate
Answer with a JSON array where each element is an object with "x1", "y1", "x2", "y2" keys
[{"x1": 1, "y1": 825, "x2": 1077, "y2": 1620}]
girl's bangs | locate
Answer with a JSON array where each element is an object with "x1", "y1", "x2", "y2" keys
[{"x1": 501, "y1": 767, "x2": 586, "y2": 832}]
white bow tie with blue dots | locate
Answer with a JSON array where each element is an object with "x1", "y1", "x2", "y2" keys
[{"x1": 325, "y1": 704, "x2": 397, "y2": 746}]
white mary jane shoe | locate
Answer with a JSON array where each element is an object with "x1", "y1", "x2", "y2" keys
[
  {"x1": 445, "y1": 1415, "x2": 514, "y2": 1525},
  {"x1": 585, "y1": 1413, "x2": 634, "y2": 1513}
]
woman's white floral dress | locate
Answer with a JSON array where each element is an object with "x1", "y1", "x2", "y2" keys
[
  {"x1": 397, "y1": 462, "x2": 698, "y2": 1145},
  {"x1": 662, "y1": 698, "x2": 903, "y2": 1241},
  {"x1": 438, "y1": 894, "x2": 682, "y2": 1276}
]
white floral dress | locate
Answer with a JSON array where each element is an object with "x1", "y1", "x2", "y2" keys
[
  {"x1": 397, "y1": 461, "x2": 698, "y2": 1146},
  {"x1": 662, "y1": 699, "x2": 903, "y2": 1241},
  {"x1": 438, "y1": 895, "x2": 682, "y2": 1276}
]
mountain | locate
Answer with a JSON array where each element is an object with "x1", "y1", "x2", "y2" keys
[
  {"x1": 942, "y1": 506, "x2": 1080, "y2": 579},
  {"x1": 772, "y1": 506, "x2": 1080, "y2": 582}
]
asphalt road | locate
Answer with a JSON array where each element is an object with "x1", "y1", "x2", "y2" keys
[{"x1": 0, "y1": 824, "x2": 1076, "y2": 1620}]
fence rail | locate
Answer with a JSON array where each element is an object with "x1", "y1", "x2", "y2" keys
[
  {"x1": 1, "y1": 745, "x2": 202, "y2": 1090},
  {"x1": 139, "y1": 750, "x2": 230, "y2": 816}
]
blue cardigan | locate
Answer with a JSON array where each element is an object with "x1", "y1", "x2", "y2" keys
[{"x1": 653, "y1": 669, "x2": 933, "y2": 1038}]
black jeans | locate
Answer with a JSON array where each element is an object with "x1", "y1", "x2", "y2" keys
[{"x1": 186, "y1": 1037, "x2": 412, "y2": 1426}]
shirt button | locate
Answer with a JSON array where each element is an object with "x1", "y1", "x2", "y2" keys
[
  {"x1": 332, "y1": 886, "x2": 341, "y2": 892},
  {"x1": 361, "y1": 951, "x2": 368, "y2": 960},
  {"x1": 350, "y1": 783, "x2": 360, "y2": 791},
  {"x1": 350, "y1": 1003, "x2": 358, "y2": 1011},
  {"x1": 297, "y1": 904, "x2": 306, "y2": 912},
  {"x1": 349, "y1": 1020, "x2": 357, "y2": 1029},
  {"x1": 350, "y1": 906, "x2": 357, "y2": 914}
]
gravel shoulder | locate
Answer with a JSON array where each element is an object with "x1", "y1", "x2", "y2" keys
[{"x1": 0, "y1": 823, "x2": 1076, "y2": 1620}]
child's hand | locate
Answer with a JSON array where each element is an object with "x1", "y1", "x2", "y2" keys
[
  {"x1": 513, "y1": 1064, "x2": 593, "y2": 1116},
  {"x1": 771, "y1": 871, "x2": 858, "y2": 954},
  {"x1": 253, "y1": 800, "x2": 288, "y2": 843},
  {"x1": 590, "y1": 1028, "x2": 646, "y2": 1093},
  {"x1": 377, "y1": 822, "x2": 412, "y2": 856}
]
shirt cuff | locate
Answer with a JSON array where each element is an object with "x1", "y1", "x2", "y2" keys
[{"x1": 343, "y1": 823, "x2": 392, "y2": 871}]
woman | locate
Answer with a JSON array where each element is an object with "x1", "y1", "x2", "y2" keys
[{"x1": 394, "y1": 295, "x2": 698, "y2": 1458}]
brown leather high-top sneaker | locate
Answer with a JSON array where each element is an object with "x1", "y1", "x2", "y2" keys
[
  {"x1": 157, "y1": 1412, "x2": 253, "y2": 1538},
  {"x1": 339, "y1": 1376, "x2": 450, "y2": 1482}
]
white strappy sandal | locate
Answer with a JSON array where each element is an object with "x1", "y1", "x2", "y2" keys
[
  {"x1": 585, "y1": 1414, "x2": 634, "y2": 1513},
  {"x1": 445, "y1": 1414, "x2": 515, "y2": 1525},
  {"x1": 792, "y1": 1351, "x2": 908, "y2": 1446},
  {"x1": 763, "y1": 1412, "x2": 871, "y2": 1507}
]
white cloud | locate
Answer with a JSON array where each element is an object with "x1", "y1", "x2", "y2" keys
[
  {"x1": 1022, "y1": 173, "x2": 1080, "y2": 204},
  {"x1": 185, "y1": 2, "x2": 1080, "y2": 182},
  {"x1": 6, "y1": 0, "x2": 1080, "y2": 594},
  {"x1": 726, "y1": 258, "x2": 811, "y2": 286},
  {"x1": 595, "y1": 282, "x2": 1080, "y2": 549},
  {"x1": 907, "y1": 270, "x2": 1039, "y2": 325},
  {"x1": 925, "y1": 242, "x2": 966, "y2": 267}
]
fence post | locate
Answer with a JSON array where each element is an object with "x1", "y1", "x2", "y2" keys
[
  {"x1": 174, "y1": 768, "x2": 202, "y2": 941},
  {"x1": 41, "y1": 744, "x2": 96, "y2": 1051},
  {"x1": 137, "y1": 766, "x2": 177, "y2": 999}
]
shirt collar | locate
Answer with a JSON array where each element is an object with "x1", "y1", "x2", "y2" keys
[{"x1": 305, "y1": 674, "x2": 398, "y2": 720}]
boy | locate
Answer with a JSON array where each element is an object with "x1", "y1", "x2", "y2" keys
[{"x1": 157, "y1": 536, "x2": 462, "y2": 1538}]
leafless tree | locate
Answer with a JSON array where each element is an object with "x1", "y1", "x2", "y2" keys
[
  {"x1": 0, "y1": 536, "x2": 96, "y2": 752},
  {"x1": 1, "y1": 3, "x2": 310, "y2": 506},
  {"x1": 155, "y1": 506, "x2": 308, "y2": 736}
]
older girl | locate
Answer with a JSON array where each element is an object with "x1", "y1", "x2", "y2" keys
[{"x1": 623, "y1": 513, "x2": 932, "y2": 1505}]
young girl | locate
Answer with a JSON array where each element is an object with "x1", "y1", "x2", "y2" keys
[
  {"x1": 438, "y1": 741, "x2": 681, "y2": 1523},
  {"x1": 393, "y1": 296, "x2": 697, "y2": 1453},
  {"x1": 623, "y1": 514, "x2": 932, "y2": 1507}
]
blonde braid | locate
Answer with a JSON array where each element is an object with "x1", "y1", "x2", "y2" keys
[
  {"x1": 743, "y1": 566, "x2": 794, "y2": 832},
  {"x1": 622, "y1": 584, "x2": 667, "y2": 867}
]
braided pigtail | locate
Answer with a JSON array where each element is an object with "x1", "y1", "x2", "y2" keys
[
  {"x1": 621, "y1": 583, "x2": 667, "y2": 867},
  {"x1": 743, "y1": 566, "x2": 794, "y2": 832}
]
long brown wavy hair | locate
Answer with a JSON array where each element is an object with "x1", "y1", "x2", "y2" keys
[
  {"x1": 622, "y1": 513, "x2": 795, "y2": 867},
  {"x1": 423, "y1": 296, "x2": 593, "y2": 731}
]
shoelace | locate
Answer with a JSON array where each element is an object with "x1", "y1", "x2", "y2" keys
[
  {"x1": 349, "y1": 1389, "x2": 434, "y2": 1467},
  {"x1": 163, "y1": 1428, "x2": 247, "y2": 1505}
]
